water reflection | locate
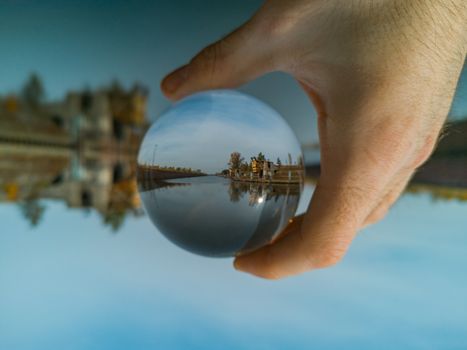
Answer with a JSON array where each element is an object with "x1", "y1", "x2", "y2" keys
[
  {"x1": 139, "y1": 175, "x2": 300, "y2": 257},
  {"x1": 0, "y1": 74, "x2": 148, "y2": 230}
]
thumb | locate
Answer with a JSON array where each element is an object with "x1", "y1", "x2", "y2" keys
[
  {"x1": 234, "y1": 181, "x2": 371, "y2": 279},
  {"x1": 161, "y1": 22, "x2": 275, "y2": 100}
]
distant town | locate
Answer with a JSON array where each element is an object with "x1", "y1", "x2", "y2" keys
[
  {"x1": 0, "y1": 74, "x2": 149, "y2": 230},
  {"x1": 222, "y1": 151, "x2": 304, "y2": 184},
  {"x1": 137, "y1": 150, "x2": 304, "y2": 187}
]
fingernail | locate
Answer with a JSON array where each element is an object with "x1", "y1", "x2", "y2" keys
[{"x1": 162, "y1": 65, "x2": 190, "y2": 94}]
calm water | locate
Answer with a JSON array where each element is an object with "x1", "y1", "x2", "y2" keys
[{"x1": 139, "y1": 176, "x2": 300, "y2": 257}]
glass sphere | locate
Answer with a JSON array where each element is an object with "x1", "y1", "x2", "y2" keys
[{"x1": 137, "y1": 90, "x2": 304, "y2": 257}]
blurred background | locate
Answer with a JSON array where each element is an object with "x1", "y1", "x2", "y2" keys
[{"x1": 0, "y1": 1, "x2": 466, "y2": 349}]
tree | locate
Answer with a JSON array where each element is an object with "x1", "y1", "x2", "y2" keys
[
  {"x1": 110, "y1": 79, "x2": 124, "y2": 93},
  {"x1": 103, "y1": 211, "x2": 126, "y2": 232},
  {"x1": 228, "y1": 182, "x2": 245, "y2": 202},
  {"x1": 19, "y1": 199, "x2": 46, "y2": 227},
  {"x1": 228, "y1": 152, "x2": 244, "y2": 172},
  {"x1": 276, "y1": 157, "x2": 282, "y2": 167},
  {"x1": 257, "y1": 152, "x2": 266, "y2": 162},
  {"x1": 240, "y1": 162, "x2": 250, "y2": 174},
  {"x1": 22, "y1": 73, "x2": 45, "y2": 107}
]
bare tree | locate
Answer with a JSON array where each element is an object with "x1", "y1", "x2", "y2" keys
[{"x1": 228, "y1": 152, "x2": 244, "y2": 173}]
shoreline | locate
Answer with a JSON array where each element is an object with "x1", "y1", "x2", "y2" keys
[{"x1": 218, "y1": 175, "x2": 302, "y2": 185}]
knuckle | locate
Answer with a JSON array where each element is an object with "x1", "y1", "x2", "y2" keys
[
  {"x1": 253, "y1": 13, "x2": 283, "y2": 39},
  {"x1": 259, "y1": 268, "x2": 281, "y2": 280},
  {"x1": 253, "y1": 5, "x2": 298, "y2": 40},
  {"x1": 312, "y1": 234, "x2": 351, "y2": 269},
  {"x1": 365, "y1": 207, "x2": 388, "y2": 226},
  {"x1": 192, "y1": 42, "x2": 229, "y2": 74},
  {"x1": 410, "y1": 135, "x2": 438, "y2": 169},
  {"x1": 313, "y1": 247, "x2": 346, "y2": 268},
  {"x1": 374, "y1": 207, "x2": 389, "y2": 221},
  {"x1": 251, "y1": 16, "x2": 296, "y2": 70},
  {"x1": 338, "y1": 186, "x2": 372, "y2": 226},
  {"x1": 364, "y1": 117, "x2": 421, "y2": 170},
  {"x1": 371, "y1": 198, "x2": 391, "y2": 219},
  {"x1": 314, "y1": 183, "x2": 370, "y2": 227},
  {"x1": 374, "y1": 132, "x2": 415, "y2": 170}
]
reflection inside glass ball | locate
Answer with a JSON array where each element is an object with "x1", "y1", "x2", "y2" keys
[{"x1": 137, "y1": 90, "x2": 305, "y2": 257}]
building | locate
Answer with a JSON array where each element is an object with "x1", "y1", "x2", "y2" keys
[
  {"x1": 0, "y1": 76, "x2": 149, "y2": 230},
  {"x1": 228, "y1": 153, "x2": 304, "y2": 184}
]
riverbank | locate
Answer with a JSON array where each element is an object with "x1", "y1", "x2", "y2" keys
[
  {"x1": 227, "y1": 176, "x2": 302, "y2": 185},
  {"x1": 137, "y1": 166, "x2": 207, "y2": 182}
]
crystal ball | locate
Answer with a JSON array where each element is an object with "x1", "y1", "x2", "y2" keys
[{"x1": 137, "y1": 90, "x2": 305, "y2": 257}]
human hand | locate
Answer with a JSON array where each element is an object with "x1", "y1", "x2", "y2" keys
[{"x1": 161, "y1": 0, "x2": 467, "y2": 279}]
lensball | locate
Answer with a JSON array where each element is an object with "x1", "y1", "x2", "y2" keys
[{"x1": 137, "y1": 90, "x2": 305, "y2": 257}]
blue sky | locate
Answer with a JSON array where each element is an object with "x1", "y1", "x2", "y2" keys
[{"x1": 138, "y1": 91, "x2": 302, "y2": 173}]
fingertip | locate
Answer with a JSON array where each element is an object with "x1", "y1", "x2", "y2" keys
[
  {"x1": 160, "y1": 64, "x2": 190, "y2": 100},
  {"x1": 233, "y1": 255, "x2": 250, "y2": 272},
  {"x1": 233, "y1": 257, "x2": 242, "y2": 271},
  {"x1": 160, "y1": 80, "x2": 177, "y2": 101},
  {"x1": 233, "y1": 249, "x2": 282, "y2": 280}
]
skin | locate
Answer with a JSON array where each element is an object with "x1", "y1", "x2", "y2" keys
[{"x1": 161, "y1": 0, "x2": 467, "y2": 279}]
